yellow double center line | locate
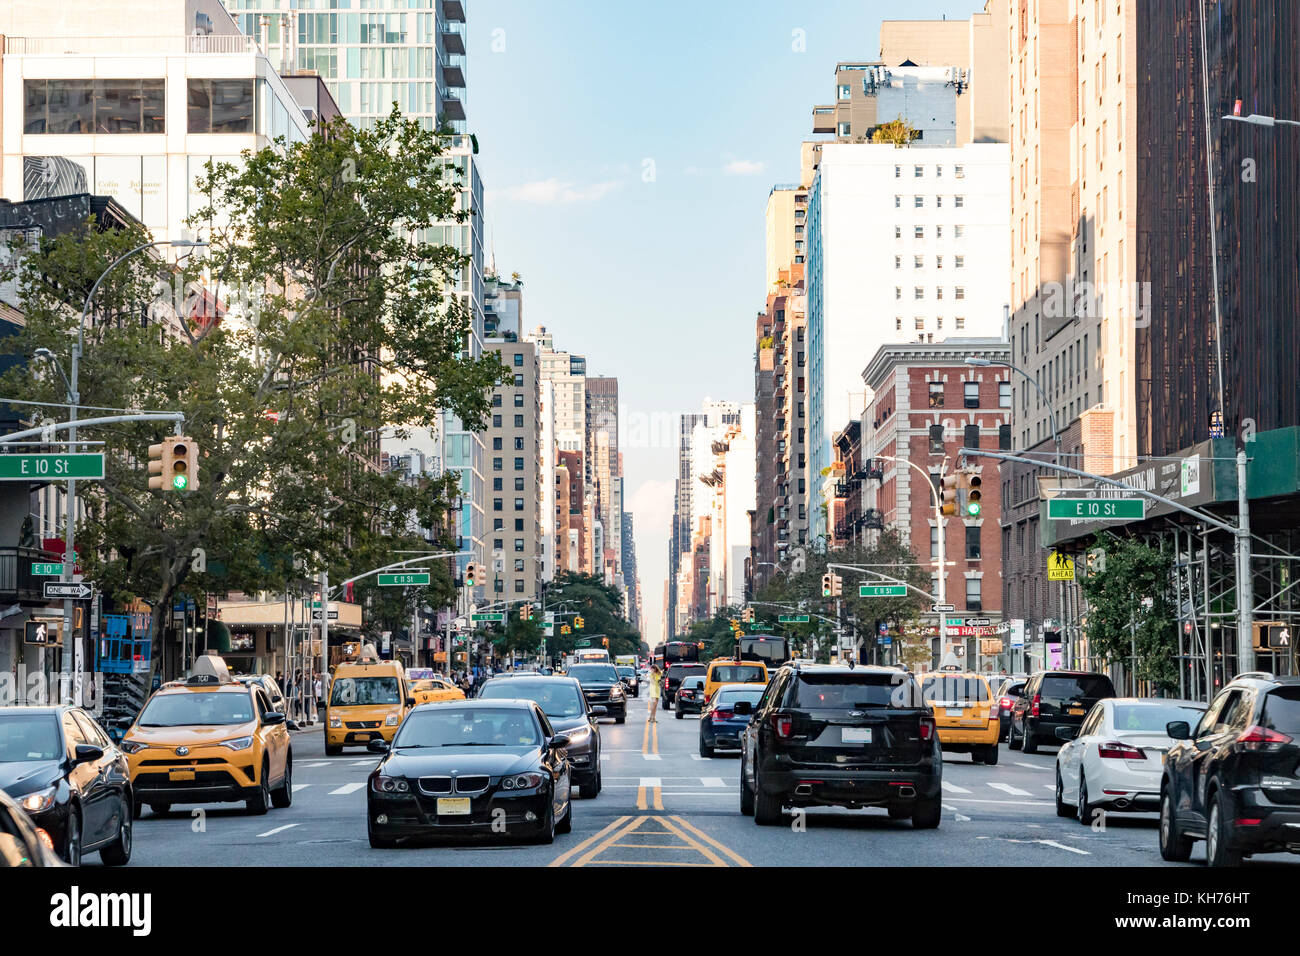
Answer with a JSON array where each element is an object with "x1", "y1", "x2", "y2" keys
[
  {"x1": 548, "y1": 814, "x2": 752, "y2": 868},
  {"x1": 638, "y1": 713, "x2": 661, "y2": 808}
]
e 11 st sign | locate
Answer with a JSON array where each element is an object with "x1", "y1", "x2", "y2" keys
[
  {"x1": 860, "y1": 584, "x2": 907, "y2": 598},
  {"x1": 0, "y1": 453, "x2": 104, "y2": 481},
  {"x1": 377, "y1": 572, "x2": 431, "y2": 586},
  {"x1": 1047, "y1": 497, "x2": 1145, "y2": 521}
]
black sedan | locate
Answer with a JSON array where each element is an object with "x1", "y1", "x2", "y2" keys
[
  {"x1": 366, "y1": 700, "x2": 573, "y2": 847},
  {"x1": 674, "y1": 675, "x2": 708, "y2": 717},
  {"x1": 477, "y1": 675, "x2": 605, "y2": 798},
  {"x1": 0, "y1": 707, "x2": 133, "y2": 866},
  {"x1": 617, "y1": 665, "x2": 640, "y2": 697},
  {"x1": 566, "y1": 663, "x2": 627, "y2": 723},
  {"x1": 699, "y1": 684, "x2": 763, "y2": 757}
]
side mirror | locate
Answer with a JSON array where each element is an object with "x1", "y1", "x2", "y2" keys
[
  {"x1": 406, "y1": 697, "x2": 416, "y2": 708},
  {"x1": 261, "y1": 711, "x2": 287, "y2": 725},
  {"x1": 549, "y1": 733, "x2": 571, "y2": 750},
  {"x1": 73, "y1": 744, "x2": 104, "y2": 764},
  {"x1": 590, "y1": 705, "x2": 608, "y2": 717},
  {"x1": 1166, "y1": 721, "x2": 1191, "y2": 741},
  {"x1": 367, "y1": 738, "x2": 390, "y2": 754},
  {"x1": 1055, "y1": 726, "x2": 1078, "y2": 741},
  {"x1": 114, "y1": 716, "x2": 133, "y2": 729},
  {"x1": 733, "y1": 700, "x2": 754, "y2": 716}
]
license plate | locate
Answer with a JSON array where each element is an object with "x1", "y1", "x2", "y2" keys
[
  {"x1": 437, "y1": 797, "x2": 472, "y2": 816},
  {"x1": 1068, "y1": 707, "x2": 1085, "y2": 716},
  {"x1": 945, "y1": 708, "x2": 963, "y2": 717},
  {"x1": 168, "y1": 768, "x2": 195, "y2": 782},
  {"x1": 842, "y1": 727, "x2": 872, "y2": 743}
]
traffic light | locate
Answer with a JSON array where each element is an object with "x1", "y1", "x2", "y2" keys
[
  {"x1": 965, "y1": 473, "x2": 982, "y2": 516},
  {"x1": 519, "y1": 605, "x2": 530, "y2": 621},
  {"x1": 741, "y1": 607, "x2": 754, "y2": 623},
  {"x1": 464, "y1": 562, "x2": 478, "y2": 587},
  {"x1": 822, "y1": 573, "x2": 832, "y2": 597},
  {"x1": 561, "y1": 624, "x2": 571, "y2": 635},
  {"x1": 574, "y1": 616, "x2": 584, "y2": 630},
  {"x1": 1254, "y1": 622, "x2": 1293, "y2": 651},
  {"x1": 831, "y1": 573, "x2": 843, "y2": 597},
  {"x1": 148, "y1": 437, "x2": 199, "y2": 492},
  {"x1": 941, "y1": 473, "x2": 959, "y2": 516},
  {"x1": 601, "y1": 637, "x2": 608, "y2": 648}
]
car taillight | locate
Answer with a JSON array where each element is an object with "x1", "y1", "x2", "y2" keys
[
  {"x1": 713, "y1": 709, "x2": 733, "y2": 723},
  {"x1": 1031, "y1": 694, "x2": 1041, "y2": 717},
  {"x1": 919, "y1": 716, "x2": 935, "y2": 741},
  {"x1": 1237, "y1": 725, "x2": 1294, "y2": 750},
  {"x1": 999, "y1": 697, "x2": 1013, "y2": 711},
  {"x1": 773, "y1": 714, "x2": 793, "y2": 738},
  {"x1": 1097, "y1": 741, "x2": 1145, "y2": 760}
]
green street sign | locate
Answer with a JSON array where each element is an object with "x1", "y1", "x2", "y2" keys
[
  {"x1": 575, "y1": 638, "x2": 591, "y2": 647},
  {"x1": 945, "y1": 617, "x2": 965, "y2": 628},
  {"x1": 31, "y1": 562, "x2": 66, "y2": 576},
  {"x1": 0, "y1": 453, "x2": 104, "y2": 481},
  {"x1": 1047, "y1": 497, "x2": 1146, "y2": 521},
  {"x1": 860, "y1": 584, "x2": 907, "y2": 598},
  {"x1": 471, "y1": 612, "x2": 505, "y2": 622},
  {"x1": 748, "y1": 623, "x2": 774, "y2": 631},
  {"x1": 377, "y1": 572, "x2": 431, "y2": 586},
  {"x1": 778, "y1": 614, "x2": 811, "y2": 623}
]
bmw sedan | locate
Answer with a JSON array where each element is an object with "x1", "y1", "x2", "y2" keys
[
  {"x1": 366, "y1": 700, "x2": 573, "y2": 847},
  {"x1": 0, "y1": 707, "x2": 133, "y2": 866}
]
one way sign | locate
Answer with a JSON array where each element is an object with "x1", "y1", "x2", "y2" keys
[{"x1": 44, "y1": 582, "x2": 93, "y2": 600}]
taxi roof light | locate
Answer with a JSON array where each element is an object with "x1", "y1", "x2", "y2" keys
[{"x1": 187, "y1": 653, "x2": 233, "y2": 686}]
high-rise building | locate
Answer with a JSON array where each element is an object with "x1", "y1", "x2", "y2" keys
[
  {"x1": 484, "y1": 337, "x2": 542, "y2": 602},
  {"x1": 585, "y1": 376, "x2": 619, "y2": 574}
]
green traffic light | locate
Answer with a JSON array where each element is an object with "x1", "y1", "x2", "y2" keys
[
  {"x1": 966, "y1": 501, "x2": 980, "y2": 516},
  {"x1": 172, "y1": 474, "x2": 188, "y2": 491}
]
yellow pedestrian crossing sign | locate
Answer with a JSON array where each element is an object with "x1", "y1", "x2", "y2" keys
[{"x1": 1048, "y1": 551, "x2": 1075, "y2": 581}]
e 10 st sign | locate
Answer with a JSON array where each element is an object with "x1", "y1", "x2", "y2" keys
[{"x1": 0, "y1": 453, "x2": 105, "y2": 481}]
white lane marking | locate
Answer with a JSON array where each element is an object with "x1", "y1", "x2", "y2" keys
[
  {"x1": 329, "y1": 782, "x2": 366, "y2": 795},
  {"x1": 701, "y1": 777, "x2": 727, "y2": 788},
  {"x1": 1016, "y1": 762, "x2": 1051, "y2": 771},
  {"x1": 352, "y1": 759, "x2": 377, "y2": 767},
  {"x1": 690, "y1": 754, "x2": 704, "y2": 760},
  {"x1": 291, "y1": 784, "x2": 310, "y2": 793},
  {"x1": 1044, "y1": 784, "x2": 1057, "y2": 792},
  {"x1": 641, "y1": 753, "x2": 662, "y2": 761},
  {"x1": 659, "y1": 792, "x2": 732, "y2": 796},
  {"x1": 1037, "y1": 839, "x2": 1090, "y2": 856},
  {"x1": 639, "y1": 777, "x2": 662, "y2": 787},
  {"x1": 988, "y1": 782, "x2": 1033, "y2": 797},
  {"x1": 257, "y1": 823, "x2": 300, "y2": 838},
  {"x1": 941, "y1": 780, "x2": 972, "y2": 794},
  {"x1": 298, "y1": 762, "x2": 330, "y2": 768}
]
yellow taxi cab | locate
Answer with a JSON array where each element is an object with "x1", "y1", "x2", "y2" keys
[
  {"x1": 407, "y1": 668, "x2": 466, "y2": 706},
  {"x1": 324, "y1": 645, "x2": 414, "y2": 755},
  {"x1": 702, "y1": 659, "x2": 768, "y2": 703},
  {"x1": 120, "y1": 654, "x2": 293, "y2": 817},
  {"x1": 918, "y1": 665, "x2": 1000, "y2": 765}
]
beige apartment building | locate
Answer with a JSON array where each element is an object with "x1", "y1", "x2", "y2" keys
[{"x1": 485, "y1": 339, "x2": 543, "y2": 602}]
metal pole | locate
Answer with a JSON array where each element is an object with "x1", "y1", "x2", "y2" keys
[
  {"x1": 1236, "y1": 449, "x2": 1254, "y2": 674},
  {"x1": 319, "y1": 568, "x2": 329, "y2": 692}
]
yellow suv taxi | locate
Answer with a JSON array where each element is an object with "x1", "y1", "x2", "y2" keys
[
  {"x1": 918, "y1": 668, "x2": 1000, "y2": 764},
  {"x1": 408, "y1": 668, "x2": 466, "y2": 706},
  {"x1": 121, "y1": 654, "x2": 293, "y2": 817},
  {"x1": 324, "y1": 649, "x2": 414, "y2": 755},
  {"x1": 703, "y1": 659, "x2": 768, "y2": 703}
]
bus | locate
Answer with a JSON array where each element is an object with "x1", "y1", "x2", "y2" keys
[
  {"x1": 738, "y1": 634, "x2": 790, "y2": 670},
  {"x1": 662, "y1": 640, "x2": 703, "y2": 666}
]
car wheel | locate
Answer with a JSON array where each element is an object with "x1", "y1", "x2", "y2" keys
[
  {"x1": 556, "y1": 799, "x2": 573, "y2": 835},
  {"x1": 1077, "y1": 773, "x2": 1097, "y2": 826},
  {"x1": 1055, "y1": 768, "x2": 1075, "y2": 817},
  {"x1": 149, "y1": 803, "x2": 171, "y2": 816},
  {"x1": 271, "y1": 756, "x2": 293, "y2": 809},
  {"x1": 246, "y1": 759, "x2": 271, "y2": 815},
  {"x1": 99, "y1": 795, "x2": 133, "y2": 866},
  {"x1": 589, "y1": 769, "x2": 602, "y2": 798},
  {"x1": 1159, "y1": 788, "x2": 1193, "y2": 862},
  {"x1": 675, "y1": 708, "x2": 684, "y2": 720},
  {"x1": 699, "y1": 737, "x2": 714, "y2": 758},
  {"x1": 1008, "y1": 721, "x2": 1022, "y2": 751},
  {"x1": 739, "y1": 756, "x2": 754, "y2": 816},
  {"x1": 63, "y1": 807, "x2": 82, "y2": 866},
  {"x1": 534, "y1": 799, "x2": 556, "y2": 845},
  {"x1": 753, "y1": 768, "x2": 783, "y2": 826},
  {"x1": 983, "y1": 743, "x2": 1000, "y2": 766},
  {"x1": 1206, "y1": 791, "x2": 1243, "y2": 867},
  {"x1": 912, "y1": 795, "x2": 942, "y2": 829},
  {"x1": 1022, "y1": 725, "x2": 1038, "y2": 754}
]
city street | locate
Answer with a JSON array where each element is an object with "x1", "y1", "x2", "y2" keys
[{"x1": 113, "y1": 696, "x2": 1218, "y2": 868}]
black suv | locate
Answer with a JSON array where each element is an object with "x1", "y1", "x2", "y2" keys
[
  {"x1": 663, "y1": 663, "x2": 706, "y2": 709},
  {"x1": 565, "y1": 663, "x2": 627, "y2": 723},
  {"x1": 1008, "y1": 670, "x2": 1116, "y2": 753},
  {"x1": 738, "y1": 663, "x2": 942, "y2": 828},
  {"x1": 1160, "y1": 673, "x2": 1300, "y2": 866}
]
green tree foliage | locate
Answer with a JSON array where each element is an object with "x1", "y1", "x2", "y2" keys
[
  {"x1": 545, "y1": 572, "x2": 640, "y2": 658},
  {"x1": 1079, "y1": 536, "x2": 1179, "y2": 691},
  {"x1": 869, "y1": 116, "x2": 920, "y2": 147},
  {"x1": 2, "y1": 110, "x2": 507, "y2": 648}
]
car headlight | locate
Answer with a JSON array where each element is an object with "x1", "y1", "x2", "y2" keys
[
  {"x1": 219, "y1": 735, "x2": 255, "y2": 751},
  {"x1": 500, "y1": 772, "x2": 545, "y2": 790},
  {"x1": 371, "y1": 775, "x2": 410, "y2": 793},
  {"x1": 20, "y1": 786, "x2": 56, "y2": 813},
  {"x1": 120, "y1": 739, "x2": 148, "y2": 755},
  {"x1": 609, "y1": 685, "x2": 624, "y2": 698},
  {"x1": 561, "y1": 726, "x2": 590, "y2": 745},
  {"x1": 329, "y1": 715, "x2": 342, "y2": 728},
  {"x1": 385, "y1": 713, "x2": 401, "y2": 727}
]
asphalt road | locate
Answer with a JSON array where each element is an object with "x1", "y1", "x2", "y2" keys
[{"x1": 108, "y1": 694, "x2": 1277, "y2": 867}]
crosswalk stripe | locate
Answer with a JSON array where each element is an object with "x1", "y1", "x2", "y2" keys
[
  {"x1": 291, "y1": 784, "x2": 310, "y2": 792},
  {"x1": 639, "y1": 777, "x2": 662, "y2": 788},
  {"x1": 941, "y1": 780, "x2": 972, "y2": 794},
  {"x1": 352, "y1": 759, "x2": 377, "y2": 767},
  {"x1": 329, "y1": 782, "x2": 366, "y2": 795},
  {"x1": 701, "y1": 777, "x2": 727, "y2": 788},
  {"x1": 298, "y1": 762, "x2": 330, "y2": 768},
  {"x1": 641, "y1": 753, "x2": 661, "y2": 761},
  {"x1": 988, "y1": 782, "x2": 1033, "y2": 797}
]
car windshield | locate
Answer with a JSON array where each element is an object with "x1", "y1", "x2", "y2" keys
[
  {"x1": 478, "y1": 681, "x2": 585, "y2": 718},
  {"x1": 394, "y1": 707, "x2": 541, "y2": 748},
  {"x1": 711, "y1": 665, "x2": 766, "y2": 684},
  {"x1": 568, "y1": 664, "x2": 618, "y2": 682},
  {"x1": 139, "y1": 691, "x2": 254, "y2": 727},
  {"x1": 1041, "y1": 675, "x2": 1115, "y2": 699},
  {"x1": 668, "y1": 665, "x2": 706, "y2": 679},
  {"x1": 1262, "y1": 688, "x2": 1300, "y2": 735},
  {"x1": 715, "y1": 688, "x2": 764, "y2": 708},
  {"x1": 920, "y1": 675, "x2": 990, "y2": 703},
  {"x1": 795, "y1": 673, "x2": 901, "y2": 708},
  {"x1": 617, "y1": 667, "x2": 635, "y2": 678},
  {"x1": 0, "y1": 714, "x2": 60, "y2": 761},
  {"x1": 1112, "y1": 703, "x2": 1205, "y2": 733},
  {"x1": 331, "y1": 676, "x2": 400, "y2": 705}
]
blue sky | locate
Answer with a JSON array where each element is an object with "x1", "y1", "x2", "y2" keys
[{"x1": 467, "y1": 0, "x2": 988, "y2": 644}]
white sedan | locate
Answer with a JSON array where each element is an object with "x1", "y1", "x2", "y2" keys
[{"x1": 1055, "y1": 697, "x2": 1206, "y2": 824}]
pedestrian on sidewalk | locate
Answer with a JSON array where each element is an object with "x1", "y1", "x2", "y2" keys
[
  {"x1": 647, "y1": 663, "x2": 662, "y2": 722},
  {"x1": 314, "y1": 674, "x2": 324, "y2": 717}
]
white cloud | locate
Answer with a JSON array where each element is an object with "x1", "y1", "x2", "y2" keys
[
  {"x1": 487, "y1": 178, "x2": 622, "y2": 205},
  {"x1": 722, "y1": 159, "x2": 765, "y2": 176}
]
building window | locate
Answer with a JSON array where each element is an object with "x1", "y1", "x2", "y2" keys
[
  {"x1": 955, "y1": 316, "x2": 965, "y2": 329},
  {"x1": 493, "y1": 498, "x2": 503, "y2": 511},
  {"x1": 914, "y1": 316, "x2": 925, "y2": 330},
  {"x1": 914, "y1": 287, "x2": 924, "y2": 300},
  {"x1": 914, "y1": 165, "x2": 924, "y2": 178},
  {"x1": 928, "y1": 382, "x2": 944, "y2": 407},
  {"x1": 954, "y1": 224, "x2": 965, "y2": 239},
  {"x1": 954, "y1": 165, "x2": 965, "y2": 179},
  {"x1": 493, "y1": 518, "x2": 504, "y2": 531},
  {"x1": 964, "y1": 382, "x2": 979, "y2": 408},
  {"x1": 514, "y1": 538, "x2": 525, "y2": 552},
  {"x1": 929, "y1": 424, "x2": 945, "y2": 453},
  {"x1": 492, "y1": 414, "x2": 501, "y2": 428},
  {"x1": 494, "y1": 579, "x2": 505, "y2": 594},
  {"x1": 965, "y1": 526, "x2": 982, "y2": 560},
  {"x1": 515, "y1": 517, "x2": 525, "y2": 530},
  {"x1": 914, "y1": 226, "x2": 924, "y2": 239},
  {"x1": 999, "y1": 382, "x2": 1011, "y2": 408},
  {"x1": 954, "y1": 195, "x2": 965, "y2": 208},
  {"x1": 965, "y1": 577, "x2": 982, "y2": 610},
  {"x1": 895, "y1": 317, "x2": 903, "y2": 331},
  {"x1": 914, "y1": 195, "x2": 924, "y2": 208},
  {"x1": 839, "y1": 84, "x2": 852, "y2": 99},
  {"x1": 935, "y1": 256, "x2": 943, "y2": 269},
  {"x1": 514, "y1": 393, "x2": 524, "y2": 407},
  {"x1": 514, "y1": 457, "x2": 524, "y2": 471},
  {"x1": 895, "y1": 165, "x2": 902, "y2": 178},
  {"x1": 895, "y1": 255, "x2": 902, "y2": 270},
  {"x1": 954, "y1": 287, "x2": 966, "y2": 300},
  {"x1": 838, "y1": 122, "x2": 851, "y2": 137},
  {"x1": 513, "y1": 374, "x2": 524, "y2": 387},
  {"x1": 895, "y1": 225, "x2": 902, "y2": 239},
  {"x1": 514, "y1": 498, "x2": 524, "y2": 511},
  {"x1": 912, "y1": 255, "x2": 923, "y2": 269},
  {"x1": 935, "y1": 165, "x2": 943, "y2": 178},
  {"x1": 492, "y1": 457, "x2": 502, "y2": 471},
  {"x1": 955, "y1": 255, "x2": 965, "y2": 269},
  {"x1": 514, "y1": 414, "x2": 524, "y2": 428},
  {"x1": 514, "y1": 580, "x2": 525, "y2": 593},
  {"x1": 492, "y1": 437, "x2": 503, "y2": 450},
  {"x1": 493, "y1": 477, "x2": 503, "y2": 491},
  {"x1": 187, "y1": 79, "x2": 255, "y2": 133},
  {"x1": 936, "y1": 195, "x2": 943, "y2": 208},
  {"x1": 936, "y1": 288, "x2": 943, "y2": 300},
  {"x1": 963, "y1": 424, "x2": 980, "y2": 448},
  {"x1": 24, "y1": 78, "x2": 166, "y2": 134},
  {"x1": 999, "y1": 424, "x2": 1012, "y2": 450},
  {"x1": 895, "y1": 287, "x2": 902, "y2": 300},
  {"x1": 492, "y1": 394, "x2": 502, "y2": 407},
  {"x1": 930, "y1": 526, "x2": 939, "y2": 558},
  {"x1": 513, "y1": 353, "x2": 524, "y2": 367},
  {"x1": 514, "y1": 437, "x2": 525, "y2": 450},
  {"x1": 514, "y1": 559, "x2": 525, "y2": 572}
]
